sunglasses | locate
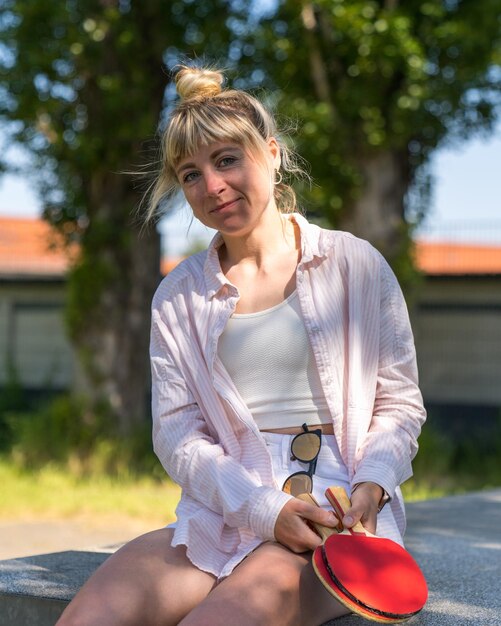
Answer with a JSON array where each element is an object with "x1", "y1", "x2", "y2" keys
[{"x1": 282, "y1": 424, "x2": 322, "y2": 497}]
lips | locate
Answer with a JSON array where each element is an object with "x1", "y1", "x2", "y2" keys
[{"x1": 210, "y1": 198, "x2": 239, "y2": 213}]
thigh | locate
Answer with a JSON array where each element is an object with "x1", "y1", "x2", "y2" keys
[
  {"x1": 179, "y1": 542, "x2": 350, "y2": 626},
  {"x1": 56, "y1": 528, "x2": 216, "y2": 626}
]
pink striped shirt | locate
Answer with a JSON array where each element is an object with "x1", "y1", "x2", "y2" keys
[{"x1": 150, "y1": 213, "x2": 426, "y2": 579}]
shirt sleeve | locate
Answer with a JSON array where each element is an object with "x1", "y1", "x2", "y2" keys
[
  {"x1": 352, "y1": 254, "x2": 427, "y2": 498},
  {"x1": 150, "y1": 309, "x2": 292, "y2": 542}
]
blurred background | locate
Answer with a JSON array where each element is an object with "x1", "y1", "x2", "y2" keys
[{"x1": 0, "y1": 0, "x2": 500, "y2": 557}]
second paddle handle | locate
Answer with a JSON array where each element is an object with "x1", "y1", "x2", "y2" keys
[
  {"x1": 296, "y1": 492, "x2": 340, "y2": 542},
  {"x1": 325, "y1": 486, "x2": 367, "y2": 535}
]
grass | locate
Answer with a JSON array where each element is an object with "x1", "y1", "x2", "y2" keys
[
  {"x1": 0, "y1": 460, "x2": 181, "y2": 524},
  {"x1": 402, "y1": 478, "x2": 481, "y2": 502}
]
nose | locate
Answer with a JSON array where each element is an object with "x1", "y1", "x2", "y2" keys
[{"x1": 204, "y1": 169, "x2": 225, "y2": 196}]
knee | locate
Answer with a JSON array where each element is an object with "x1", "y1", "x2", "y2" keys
[
  {"x1": 245, "y1": 551, "x2": 304, "y2": 611},
  {"x1": 56, "y1": 606, "x2": 92, "y2": 626},
  {"x1": 265, "y1": 558, "x2": 301, "y2": 597}
]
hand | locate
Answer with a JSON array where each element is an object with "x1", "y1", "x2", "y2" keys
[
  {"x1": 341, "y1": 482, "x2": 383, "y2": 535},
  {"x1": 274, "y1": 497, "x2": 339, "y2": 553}
]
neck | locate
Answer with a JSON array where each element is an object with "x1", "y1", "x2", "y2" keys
[{"x1": 219, "y1": 211, "x2": 298, "y2": 270}]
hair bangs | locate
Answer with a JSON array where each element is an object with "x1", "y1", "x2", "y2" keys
[{"x1": 166, "y1": 102, "x2": 266, "y2": 171}]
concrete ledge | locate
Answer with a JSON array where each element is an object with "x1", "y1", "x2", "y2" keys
[
  {"x1": 1, "y1": 490, "x2": 500, "y2": 626},
  {"x1": 0, "y1": 551, "x2": 110, "y2": 625}
]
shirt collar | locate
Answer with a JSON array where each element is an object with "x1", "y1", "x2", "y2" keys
[
  {"x1": 203, "y1": 231, "x2": 232, "y2": 299},
  {"x1": 288, "y1": 212, "x2": 328, "y2": 263},
  {"x1": 203, "y1": 212, "x2": 328, "y2": 298}
]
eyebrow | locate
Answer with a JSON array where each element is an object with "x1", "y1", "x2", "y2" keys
[{"x1": 176, "y1": 146, "x2": 242, "y2": 175}]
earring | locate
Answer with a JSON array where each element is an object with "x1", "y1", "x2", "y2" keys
[{"x1": 274, "y1": 170, "x2": 283, "y2": 185}]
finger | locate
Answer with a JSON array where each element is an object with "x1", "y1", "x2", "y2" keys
[
  {"x1": 343, "y1": 499, "x2": 380, "y2": 534},
  {"x1": 341, "y1": 505, "x2": 364, "y2": 529},
  {"x1": 294, "y1": 522, "x2": 324, "y2": 552},
  {"x1": 349, "y1": 489, "x2": 379, "y2": 533},
  {"x1": 276, "y1": 515, "x2": 324, "y2": 553},
  {"x1": 359, "y1": 508, "x2": 377, "y2": 535},
  {"x1": 362, "y1": 516, "x2": 377, "y2": 535},
  {"x1": 301, "y1": 503, "x2": 339, "y2": 528}
]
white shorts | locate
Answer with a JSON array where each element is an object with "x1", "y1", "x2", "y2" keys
[{"x1": 262, "y1": 431, "x2": 351, "y2": 509}]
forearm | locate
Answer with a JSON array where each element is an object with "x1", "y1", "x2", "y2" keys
[{"x1": 353, "y1": 256, "x2": 427, "y2": 496}]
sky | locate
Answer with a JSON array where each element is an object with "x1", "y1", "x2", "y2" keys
[
  {"x1": 416, "y1": 127, "x2": 501, "y2": 244},
  {"x1": 1, "y1": 125, "x2": 500, "y2": 255}
]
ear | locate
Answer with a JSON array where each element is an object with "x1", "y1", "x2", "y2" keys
[{"x1": 267, "y1": 137, "x2": 281, "y2": 171}]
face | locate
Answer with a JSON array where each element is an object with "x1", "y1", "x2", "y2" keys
[{"x1": 175, "y1": 138, "x2": 281, "y2": 238}]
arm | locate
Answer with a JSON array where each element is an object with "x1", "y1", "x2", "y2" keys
[
  {"x1": 345, "y1": 255, "x2": 426, "y2": 531},
  {"x1": 151, "y1": 310, "x2": 293, "y2": 542}
]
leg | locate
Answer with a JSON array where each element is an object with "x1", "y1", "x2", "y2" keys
[
  {"x1": 56, "y1": 528, "x2": 216, "y2": 626},
  {"x1": 179, "y1": 542, "x2": 350, "y2": 626}
]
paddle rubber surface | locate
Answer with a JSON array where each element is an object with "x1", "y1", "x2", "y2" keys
[{"x1": 315, "y1": 533, "x2": 427, "y2": 620}]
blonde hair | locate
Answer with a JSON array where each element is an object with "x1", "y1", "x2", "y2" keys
[{"x1": 145, "y1": 65, "x2": 307, "y2": 221}]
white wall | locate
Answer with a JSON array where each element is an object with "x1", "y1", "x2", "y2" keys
[
  {"x1": 413, "y1": 277, "x2": 501, "y2": 406},
  {"x1": 0, "y1": 281, "x2": 74, "y2": 390}
]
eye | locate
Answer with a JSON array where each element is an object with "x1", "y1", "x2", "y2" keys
[
  {"x1": 182, "y1": 171, "x2": 199, "y2": 184},
  {"x1": 218, "y1": 155, "x2": 237, "y2": 168}
]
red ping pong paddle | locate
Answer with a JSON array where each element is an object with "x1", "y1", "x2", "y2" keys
[
  {"x1": 297, "y1": 492, "x2": 399, "y2": 623},
  {"x1": 298, "y1": 488, "x2": 428, "y2": 623}
]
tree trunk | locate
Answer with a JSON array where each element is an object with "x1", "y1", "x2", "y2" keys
[
  {"x1": 71, "y1": 180, "x2": 161, "y2": 435},
  {"x1": 339, "y1": 149, "x2": 409, "y2": 262}
]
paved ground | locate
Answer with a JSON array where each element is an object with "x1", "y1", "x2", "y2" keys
[
  {"x1": 1, "y1": 489, "x2": 500, "y2": 625},
  {"x1": 0, "y1": 516, "x2": 157, "y2": 560}
]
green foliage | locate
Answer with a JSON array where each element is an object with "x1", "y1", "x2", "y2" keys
[
  {"x1": 6, "y1": 394, "x2": 164, "y2": 480},
  {"x1": 65, "y1": 247, "x2": 116, "y2": 342},
  {"x1": 244, "y1": 0, "x2": 501, "y2": 274},
  {"x1": 0, "y1": 0, "x2": 236, "y2": 224},
  {"x1": 407, "y1": 411, "x2": 501, "y2": 495},
  {"x1": 0, "y1": 361, "x2": 26, "y2": 451},
  {"x1": 3, "y1": 389, "x2": 500, "y2": 501}
]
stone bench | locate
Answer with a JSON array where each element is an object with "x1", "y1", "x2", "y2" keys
[
  {"x1": 0, "y1": 550, "x2": 111, "y2": 625},
  {"x1": 1, "y1": 490, "x2": 500, "y2": 626}
]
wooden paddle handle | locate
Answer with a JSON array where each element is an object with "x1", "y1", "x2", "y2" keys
[
  {"x1": 296, "y1": 492, "x2": 339, "y2": 542},
  {"x1": 325, "y1": 486, "x2": 367, "y2": 535}
]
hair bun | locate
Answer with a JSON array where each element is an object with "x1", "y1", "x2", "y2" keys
[{"x1": 175, "y1": 67, "x2": 224, "y2": 101}]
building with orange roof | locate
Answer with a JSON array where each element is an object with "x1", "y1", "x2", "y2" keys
[
  {"x1": 0, "y1": 217, "x2": 76, "y2": 394},
  {"x1": 410, "y1": 237, "x2": 501, "y2": 431},
  {"x1": 414, "y1": 240, "x2": 501, "y2": 275},
  {"x1": 0, "y1": 216, "x2": 75, "y2": 279}
]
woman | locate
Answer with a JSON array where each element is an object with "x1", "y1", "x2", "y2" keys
[{"x1": 57, "y1": 66, "x2": 426, "y2": 626}]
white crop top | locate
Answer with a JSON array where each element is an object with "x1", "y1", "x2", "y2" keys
[{"x1": 217, "y1": 291, "x2": 332, "y2": 430}]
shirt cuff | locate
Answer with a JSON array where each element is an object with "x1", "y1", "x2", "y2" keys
[
  {"x1": 352, "y1": 459, "x2": 400, "y2": 499},
  {"x1": 247, "y1": 486, "x2": 294, "y2": 541}
]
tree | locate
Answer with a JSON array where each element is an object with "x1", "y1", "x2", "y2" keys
[
  {"x1": 0, "y1": 0, "x2": 233, "y2": 434},
  {"x1": 249, "y1": 0, "x2": 501, "y2": 273}
]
